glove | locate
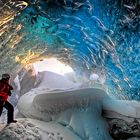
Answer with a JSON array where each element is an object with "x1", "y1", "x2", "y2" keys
[
  {"x1": 8, "y1": 84, "x2": 13, "y2": 90},
  {"x1": 8, "y1": 90, "x2": 12, "y2": 96}
]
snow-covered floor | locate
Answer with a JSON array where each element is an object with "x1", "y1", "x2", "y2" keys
[{"x1": 0, "y1": 118, "x2": 81, "y2": 140}]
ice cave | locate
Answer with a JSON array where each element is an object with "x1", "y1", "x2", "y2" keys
[{"x1": 0, "y1": 0, "x2": 140, "y2": 140}]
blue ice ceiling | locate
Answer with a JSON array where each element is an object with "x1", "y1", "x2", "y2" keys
[{"x1": 0, "y1": 0, "x2": 140, "y2": 100}]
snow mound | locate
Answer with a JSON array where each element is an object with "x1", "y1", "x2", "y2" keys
[{"x1": 36, "y1": 71, "x2": 80, "y2": 90}]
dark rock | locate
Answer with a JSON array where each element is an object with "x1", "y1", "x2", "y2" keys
[{"x1": 107, "y1": 118, "x2": 140, "y2": 140}]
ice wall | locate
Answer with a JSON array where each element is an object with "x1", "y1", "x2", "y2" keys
[{"x1": 0, "y1": 0, "x2": 139, "y2": 99}]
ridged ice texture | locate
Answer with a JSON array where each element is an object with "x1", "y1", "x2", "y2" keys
[{"x1": 0, "y1": 0, "x2": 139, "y2": 100}]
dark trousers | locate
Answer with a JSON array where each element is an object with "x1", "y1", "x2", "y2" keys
[{"x1": 0, "y1": 100, "x2": 14, "y2": 123}]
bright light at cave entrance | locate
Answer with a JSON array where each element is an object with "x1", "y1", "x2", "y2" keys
[{"x1": 33, "y1": 58, "x2": 74, "y2": 75}]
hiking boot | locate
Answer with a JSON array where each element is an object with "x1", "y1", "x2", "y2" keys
[{"x1": 8, "y1": 120, "x2": 17, "y2": 124}]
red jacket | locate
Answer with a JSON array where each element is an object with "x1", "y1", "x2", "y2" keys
[{"x1": 0, "y1": 80, "x2": 13, "y2": 101}]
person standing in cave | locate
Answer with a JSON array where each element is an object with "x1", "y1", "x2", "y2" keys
[{"x1": 0, "y1": 74, "x2": 17, "y2": 124}]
